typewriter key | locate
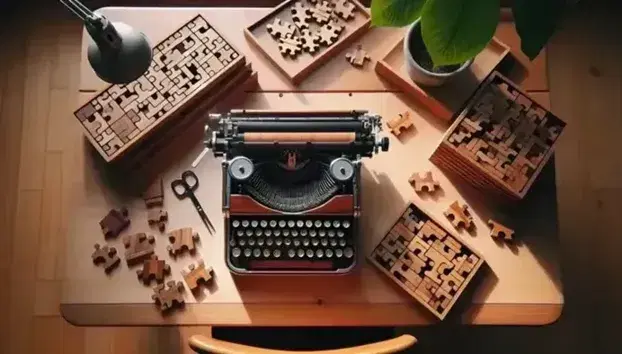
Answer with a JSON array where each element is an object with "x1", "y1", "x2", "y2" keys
[
  {"x1": 260, "y1": 220, "x2": 268, "y2": 228},
  {"x1": 251, "y1": 220, "x2": 258, "y2": 228},
  {"x1": 335, "y1": 249, "x2": 344, "y2": 258},
  {"x1": 339, "y1": 239, "x2": 346, "y2": 247},
  {"x1": 255, "y1": 229, "x2": 263, "y2": 236},
  {"x1": 263, "y1": 249, "x2": 271, "y2": 257},
  {"x1": 309, "y1": 230, "x2": 317, "y2": 237},
  {"x1": 270, "y1": 220, "x2": 277, "y2": 228},
  {"x1": 232, "y1": 248, "x2": 241, "y2": 258},
  {"x1": 248, "y1": 238, "x2": 256, "y2": 246},
  {"x1": 330, "y1": 239, "x2": 337, "y2": 247},
  {"x1": 244, "y1": 248, "x2": 252, "y2": 257},
  {"x1": 237, "y1": 230, "x2": 244, "y2": 237},
  {"x1": 305, "y1": 220, "x2": 313, "y2": 228},
  {"x1": 319, "y1": 229, "x2": 326, "y2": 237},
  {"x1": 294, "y1": 239, "x2": 302, "y2": 247},
  {"x1": 265, "y1": 229, "x2": 272, "y2": 237},
  {"x1": 333, "y1": 220, "x2": 340, "y2": 228},
  {"x1": 300, "y1": 229, "x2": 308, "y2": 237},
  {"x1": 239, "y1": 239, "x2": 246, "y2": 246},
  {"x1": 343, "y1": 220, "x2": 351, "y2": 228},
  {"x1": 274, "y1": 229, "x2": 281, "y2": 236},
  {"x1": 312, "y1": 238, "x2": 319, "y2": 246},
  {"x1": 275, "y1": 238, "x2": 283, "y2": 246},
  {"x1": 324, "y1": 220, "x2": 331, "y2": 228},
  {"x1": 246, "y1": 229, "x2": 253, "y2": 237},
  {"x1": 314, "y1": 220, "x2": 322, "y2": 228},
  {"x1": 337, "y1": 230, "x2": 345, "y2": 238},
  {"x1": 284, "y1": 238, "x2": 292, "y2": 246},
  {"x1": 242, "y1": 220, "x2": 249, "y2": 228},
  {"x1": 232, "y1": 220, "x2": 240, "y2": 228},
  {"x1": 266, "y1": 238, "x2": 274, "y2": 246},
  {"x1": 253, "y1": 248, "x2": 261, "y2": 257},
  {"x1": 344, "y1": 247, "x2": 354, "y2": 258},
  {"x1": 279, "y1": 220, "x2": 286, "y2": 228},
  {"x1": 321, "y1": 239, "x2": 328, "y2": 246},
  {"x1": 273, "y1": 249, "x2": 282, "y2": 258},
  {"x1": 297, "y1": 249, "x2": 305, "y2": 258},
  {"x1": 283, "y1": 229, "x2": 290, "y2": 237},
  {"x1": 291, "y1": 230, "x2": 299, "y2": 237},
  {"x1": 326, "y1": 249, "x2": 334, "y2": 258},
  {"x1": 316, "y1": 249, "x2": 324, "y2": 258},
  {"x1": 296, "y1": 220, "x2": 304, "y2": 228},
  {"x1": 288, "y1": 249, "x2": 296, "y2": 258},
  {"x1": 328, "y1": 230, "x2": 335, "y2": 238},
  {"x1": 257, "y1": 238, "x2": 265, "y2": 246},
  {"x1": 229, "y1": 239, "x2": 236, "y2": 247},
  {"x1": 306, "y1": 249, "x2": 314, "y2": 258},
  {"x1": 287, "y1": 220, "x2": 295, "y2": 228},
  {"x1": 301, "y1": 239, "x2": 308, "y2": 246}
]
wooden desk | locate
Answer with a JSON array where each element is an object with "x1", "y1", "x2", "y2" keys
[{"x1": 61, "y1": 7, "x2": 563, "y2": 326}]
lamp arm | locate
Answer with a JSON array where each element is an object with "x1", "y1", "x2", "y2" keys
[{"x1": 58, "y1": 0, "x2": 121, "y2": 50}]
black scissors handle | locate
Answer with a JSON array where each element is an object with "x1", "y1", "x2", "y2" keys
[{"x1": 171, "y1": 170, "x2": 199, "y2": 199}]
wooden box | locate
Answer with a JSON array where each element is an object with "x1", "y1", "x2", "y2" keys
[
  {"x1": 375, "y1": 37, "x2": 511, "y2": 121},
  {"x1": 368, "y1": 202, "x2": 485, "y2": 321},
  {"x1": 74, "y1": 15, "x2": 246, "y2": 162},
  {"x1": 430, "y1": 72, "x2": 566, "y2": 201},
  {"x1": 244, "y1": 0, "x2": 370, "y2": 84}
]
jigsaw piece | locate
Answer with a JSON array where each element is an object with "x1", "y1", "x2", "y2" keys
[
  {"x1": 147, "y1": 208, "x2": 168, "y2": 232},
  {"x1": 345, "y1": 45, "x2": 370, "y2": 67},
  {"x1": 408, "y1": 171, "x2": 440, "y2": 193},
  {"x1": 291, "y1": 2, "x2": 312, "y2": 29},
  {"x1": 488, "y1": 219, "x2": 514, "y2": 241},
  {"x1": 99, "y1": 207, "x2": 130, "y2": 238},
  {"x1": 266, "y1": 18, "x2": 295, "y2": 39},
  {"x1": 332, "y1": 0, "x2": 356, "y2": 20},
  {"x1": 443, "y1": 201, "x2": 474, "y2": 230},
  {"x1": 318, "y1": 22, "x2": 343, "y2": 46},
  {"x1": 182, "y1": 259, "x2": 213, "y2": 291},
  {"x1": 136, "y1": 255, "x2": 170, "y2": 284},
  {"x1": 299, "y1": 29, "x2": 321, "y2": 53},
  {"x1": 91, "y1": 243, "x2": 120, "y2": 273},
  {"x1": 142, "y1": 177, "x2": 164, "y2": 207},
  {"x1": 152, "y1": 280, "x2": 185, "y2": 312},
  {"x1": 278, "y1": 33, "x2": 302, "y2": 58},
  {"x1": 386, "y1": 111, "x2": 414, "y2": 137},
  {"x1": 123, "y1": 232, "x2": 155, "y2": 265},
  {"x1": 310, "y1": 0, "x2": 333, "y2": 24},
  {"x1": 167, "y1": 227, "x2": 200, "y2": 257}
]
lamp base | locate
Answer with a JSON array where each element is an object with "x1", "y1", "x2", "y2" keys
[{"x1": 87, "y1": 21, "x2": 152, "y2": 85}]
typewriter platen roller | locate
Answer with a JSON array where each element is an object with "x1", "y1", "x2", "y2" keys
[{"x1": 205, "y1": 110, "x2": 389, "y2": 274}]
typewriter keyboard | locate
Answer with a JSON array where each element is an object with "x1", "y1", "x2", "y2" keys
[{"x1": 227, "y1": 216, "x2": 356, "y2": 273}]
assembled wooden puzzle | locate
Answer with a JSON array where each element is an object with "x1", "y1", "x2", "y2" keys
[
  {"x1": 74, "y1": 15, "x2": 245, "y2": 162},
  {"x1": 368, "y1": 202, "x2": 485, "y2": 320},
  {"x1": 430, "y1": 72, "x2": 566, "y2": 200},
  {"x1": 245, "y1": 0, "x2": 370, "y2": 84}
]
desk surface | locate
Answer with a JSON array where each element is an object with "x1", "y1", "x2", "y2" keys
[{"x1": 61, "y1": 7, "x2": 563, "y2": 326}]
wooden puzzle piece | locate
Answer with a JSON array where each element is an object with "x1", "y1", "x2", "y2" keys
[
  {"x1": 453, "y1": 254, "x2": 480, "y2": 276},
  {"x1": 136, "y1": 255, "x2": 170, "y2": 284},
  {"x1": 423, "y1": 246, "x2": 454, "y2": 285},
  {"x1": 371, "y1": 245, "x2": 397, "y2": 271},
  {"x1": 443, "y1": 201, "x2": 474, "y2": 230},
  {"x1": 318, "y1": 22, "x2": 343, "y2": 46},
  {"x1": 488, "y1": 219, "x2": 514, "y2": 241},
  {"x1": 408, "y1": 171, "x2": 440, "y2": 193},
  {"x1": 345, "y1": 45, "x2": 370, "y2": 67},
  {"x1": 310, "y1": 0, "x2": 333, "y2": 24},
  {"x1": 91, "y1": 243, "x2": 120, "y2": 273},
  {"x1": 152, "y1": 280, "x2": 185, "y2": 311},
  {"x1": 266, "y1": 18, "x2": 296, "y2": 39},
  {"x1": 386, "y1": 111, "x2": 414, "y2": 137},
  {"x1": 147, "y1": 208, "x2": 168, "y2": 232},
  {"x1": 291, "y1": 2, "x2": 312, "y2": 29},
  {"x1": 109, "y1": 113, "x2": 138, "y2": 143},
  {"x1": 99, "y1": 207, "x2": 130, "y2": 238},
  {"x1": 333, "y1": 0, "x2": 356, "y2": 20},
  {"x1": 381, "y1": 228, "x2": 408, "y2": 256},
  {"x1": 299, "y1": 29, "x2": 321, "y2": 53},
  {"x1": 182, "y1": 259, "x2": 213, "y2": 291},
  {"x1": 390, "y1": 259, "x2": 423, "y2": 292},
  {"x1": 142, "y1": 177, "x2": 164, "y2": 207},
  {"x1": 392, "y1": 222, "x2": 415, "y2": 242},
  {"x1": 407, "y1": 236, "x2": 430, "y2": 263},
  {"x1": 123, "y1": 233, "x2": 155, "y2": 265},
  {"x1": 167, "y1": 227, "x2": 200, "y2": 256},
  {"x1": 414, "y1": 276, "x2": 439, "y2": 304},
  {"x1": 278, "y1": 33, "x2": 302, "y2": 58}
]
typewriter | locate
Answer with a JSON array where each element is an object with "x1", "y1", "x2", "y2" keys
[{"x1": 205, "y1": 110, "x2": 389, "y2": 274}]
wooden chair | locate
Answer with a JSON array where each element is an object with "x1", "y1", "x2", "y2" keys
[{"x1": 189, "y1": 333, "x2": 417, "y2": 353}]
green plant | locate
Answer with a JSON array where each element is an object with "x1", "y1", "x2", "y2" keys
[{"x1": 371, "y1": 0, "x2": 570, "y2": 67}]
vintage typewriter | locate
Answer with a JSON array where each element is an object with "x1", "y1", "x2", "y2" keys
[{"x1": 205, "y1": 110, "x2": 389, "y2": 274}]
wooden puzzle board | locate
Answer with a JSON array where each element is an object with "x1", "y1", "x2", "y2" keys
[
  {"x1": 74, "y1": 15, "x2": 244, "y2": 162},
  {"x1": 62, "y1": 92, "x2": 563, "y2": 326}
]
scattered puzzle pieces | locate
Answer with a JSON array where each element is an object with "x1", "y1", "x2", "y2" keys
[
  {"x1": 345, "y1": 44, "x2": 370, "y2": 67},
  {"x1": 147, "y1": 208, "x2": 168, "y2": 232},
  {"x1": 143, "y1": 177, "x2": 164, "y2": 207},
  {"x1": 408, "y1": 171, "x2": 441, "y2": 193},
  {"x1": 137, "y1": 255, "x2": 171, "y2": 284},
  {"x1": 332, "y1": 0, "x2": 356, "y2": 20},
  {"x1": 99, "y1": 207, "x2": 130, "y2": 238},
  {"x1": 299, "y1": 29, "x2": 321, "y2": 53},
  {"x1": 488, "y1": 219, "x2": 514, "y2": 241},
  {"x1": 291, "y1": 1, "x2": 312, "y2": 29},
  {"x1": 91, "y1": 243, "x2": 120, "y2": 273},
  {"x1": 152, "y1": 280, "x2": 185, "y2": 312},
  {"x1": 167, "y1": 227, "x2": 200, "y2": 257},
  {"x1": 310, "y1": 0, "x2": 333, "y2": 24},
  {"x1": 386, "y1": 111, "x2": 414, "y2": 137},
  {"x1": 278, "y1": 33, "x2": 303, "y2": 58},
  {"x1": 444, "y1": 201, "x2": 474, "y2": 230},
  {"x1": 266, "y1": 18, "x2": 296, "y2": 39},
  {"x1": 318, "y1": 22, "x2": 343, "y2": 46},
  {"x1": 123, "y1": 232, "x2": 156, "y2": 265},
  {"x1": 182, "y1": 259, "x2": 213, "y2": 291}
]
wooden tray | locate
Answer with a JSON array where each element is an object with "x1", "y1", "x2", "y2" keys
[
  {"x1": 244, "y1": 0, "x2": 370, "y2": 85},
  {"x1": 375, "y1": 36, "x2": 511, "y2": 122}
]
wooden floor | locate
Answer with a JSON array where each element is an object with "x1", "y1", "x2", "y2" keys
[{"x1": 0, "y1": 1, "x2": 620, "y2": 353}]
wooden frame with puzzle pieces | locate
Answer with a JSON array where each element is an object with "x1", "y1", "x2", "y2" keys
[
  {"x1": 430, "y1": 72, "x2": 566, "y2": 200},
  {"x1": 368, "y1": 202, "x2": 485, "y2": 320},
  {"x1": 244, "y1": 0, "x2": 370, "y2": 85},
  {"x1": 74, "y1": 15, "x2": 245, "y2": 162}
]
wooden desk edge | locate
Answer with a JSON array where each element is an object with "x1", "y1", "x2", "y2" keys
[{"x1": 60, "y1": 303, "x2": 563, "y2": 326}]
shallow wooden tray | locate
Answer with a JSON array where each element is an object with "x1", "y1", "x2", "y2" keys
[
  {"x1": 244, "y1": 0, "x2": 370, "y2": 85},
  {"x1": 375, "y1": 37, "x2": 511, "y2": 121}
]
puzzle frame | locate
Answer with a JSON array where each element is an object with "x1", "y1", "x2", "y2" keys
[
  {"x1": 368, "y1": 202, "x2": 485, "y2": 320},
  {"x1": 74, "y1": 15, "x2": 245, "y2": 162},
  {"x1": 244, "y1": 0, "x2": 370, "y2": 84}
]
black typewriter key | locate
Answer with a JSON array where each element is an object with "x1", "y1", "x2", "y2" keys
[
  {"x1": 291, "y1": 230, "x2": 299, "y2": 237},
  {"x1": 324, "y1": 220, "x2": 331, "y2": 228},
  {"x1": 232, "y1": 248, "x2": 241, "y2": 258},
  {"x1": 309, "y1": 229, "x2": 317, "y2": 237},
  {"x1": 244, "y1": 248, "x2": 252, "y2": 257},
  {"x1": 339, "y1": 239, "x2": 347, "y2": 247},
  {"x1": 239, "y1": 239, "x2": 246, "y2": 246},
  {"x1": 297, "y1": 249, "x2": 305, "y2": 258},
  {"x1": 236, "y1": 230, "x2": 244, "y2": 237},
  {"x1": 326, "y1": 249, "x2": 334, "y2": 258},
  {"x1": 232, "y1": 220, "x2": 240, "y2": 228},
  {"x1": 273, "y1": 229, "x2": 281, "y2": 237},
  {"x1": 312, "y1": 238, "x2": 319, "y2": 246},
  {"x1": 328, "y1": 230, "x2": 336, "y2": 238},
  {"x1": 316, "y1": 249, "x2": 324, "y2": 258},
  {"x1": 273, "y1": 249, "x2": 281, "y2": 258},
  {"x1": 288, "y1": 249, "x2": 296, "y2": 258},
  {"x1": 287, "y1": 220, "x2": 295, "y2": 228},
  {"x1": 266, "y1": 238, "x2": 274, "y2": 246},
  {"x1": 330, "y1": 239, "x2": 337, "y2": 247},
  {"x1": 344, "y1": 247, "x2": 354, "y2": 258},
  {"x1": 255, "y1": 229, "x2": 263, "y2": 237},
  {"x1": 300, "y1": 229, "x2": 308, "y2": 237},
  {"x1": 302, "y1": 238, "x2": 309, "y2": 246},
  {"x1": 251, "y1": 220, "x2": 258, "y2": 228},
  {"x1": 253, "y1": 248, "x2": 261, "y2": 257},
  {"x1": 260, "y1": 220, "x2": 268, "y2": 228},
  {"x1": 264, "y1": 229, "x2": 272, "y2": 237},
  {"x1": 263, "y1": 249, "x2": 271, "y2": 258},
  {"x1": 245, "y1": 229, "x2": 253, "y2": 237},
  {"x1": 229, "y1": 239, "x2": 236, "y2": 247},
  {"x1": 296, "y1": 220, "x2": 304, "y2": 228},
  {"x1": 333, "y1": 220, "x2": 340, "y2": 228},
  {"x1": 335, "y1": 249, "x2": 344, "y2": 258},
  {"x1": 337, "y1": 230, "x2": 345, "y2": 238},
  {"x1": 314, "y1": 220, "x2": 322, "y2": 228},
  {"x1": 319, "y1": 229, "x2": 326, "y2": 237},
  {"x1": 294, "y1": 239, "x2": 302, "y2": 247},
  {"x1": 270, "y1": 220, "x2": 277, "y2": 228},
  {"x1": 257, "y1": 238, "x2": 265, "y2": 246},
  {"x1": 305, "y1": 220, "x2": 313, "y2": 228},
  {"x1": 321, "y1": 239, "x2": 328, "y2": 246},
  {"x1": 283, "y1": 229, "x2": 290, "y2": 237},
  {"x1": 343, "y1": 220, "x2": 351, "y2": 228},
  {"x1": 275, "y1": 238, "x2": 283, "y2": 246},
  {"x1": 248, "y1": 238, "x2": 256, "y2": 246},
  {"x1": 306, "y1": 249, "x2": 314, "y2": 258},
  {"x1": 279, "y1": 220, "x2": 286, "y2": 228},
  {"x1": 284, "y1": 238, "x2": 292, "y2": 246},
  {"x1": 242, "y1": 220, "x2": 249, "y2": 228}
]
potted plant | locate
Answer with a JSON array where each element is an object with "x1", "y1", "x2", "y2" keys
[{"x1": 371, "y1": 0, "x2": 572, "y2": 86}]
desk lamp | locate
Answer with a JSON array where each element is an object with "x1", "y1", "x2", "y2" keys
[{"x1": 59, "y1": 0, "x2": 153, "y2": 84}]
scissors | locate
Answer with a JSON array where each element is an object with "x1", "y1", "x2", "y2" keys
[{"x1": 171, "y1": 170, "x2": 216, "y2": 235}]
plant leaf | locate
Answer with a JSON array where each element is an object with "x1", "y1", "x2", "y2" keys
[
  {"x1": 421, "y1": 0, "x2": 500, "y2": 67},
  {"x1": 513, "y1": 0, "x2": 566, "y2": 60},
  {"x1": 371, "y1": 0, "x2": 427, "y2": 27}
]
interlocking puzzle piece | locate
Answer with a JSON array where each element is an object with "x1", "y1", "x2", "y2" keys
[
  {"x1": 291, "y1": 2, "x2": 312, "y2": 29},
  {"x1": 167, "y1": 227, "x2": 200, "y2": 257},
  {"x1": 488, "y1": 219, "x2": 514, "y2": 241},
  {"x1": 345, "y1": 45, "x2": 370, "y2": 67},
  {"x1": 123, "y1": 233, "x2": 155, "y2": 265},
  {"x1": 278, "y1": 33, "x2": 302, "y2": 58},
  {"x1": 443, "y1": 201, "x2": 474, "y2": 230},
  {"x1": 142, "y1": 177, "x2": 164, "y2": 207},
  {"x1": 147, "y1": 208, "x2": 168, "y2": 232},
  {"x1": 299, "y1": 29, "x2": 321, "y2": 53},
  {"x1": 99, "y1": 207, "x2": 130, "y2": 238},
  {"x1": 266, "y1": 18, "x2": 296, "y2": 39},
  {"x1": 332, "y1": 0, "x2": 356, "y2": 20},
  {"x1": 136, "y1": 255, "x2": 171, "y2": 284},
  {"x1": 386, "y1": 111, "x2": 414, "y2": 137},
  {"x1": 318, "y1": 22, "x2": 343, "y2": 46},
  {"x1": 182, "y1": 259, "x2": 213, "y2": 291},
  {"x1": 152, "y1": 280, "x2": 185, "y2": 312},
  {"x1": 310, "y1": 0, "x2": 333, "y2": 24},
  {"x1": 91, "y1": 243, "x2": 120, "y2": 273},
  {"x1": 408, "y1": 171, "x2": 440, "y2": 193}
]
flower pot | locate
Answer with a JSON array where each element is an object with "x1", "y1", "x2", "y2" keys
[{"x1": 403, "y1": 19, "x2": 473, "y2": 87}]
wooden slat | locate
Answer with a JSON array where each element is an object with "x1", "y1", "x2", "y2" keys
[{"x1": 37, "y1": 152, "x2": 63, "y2": 280}]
